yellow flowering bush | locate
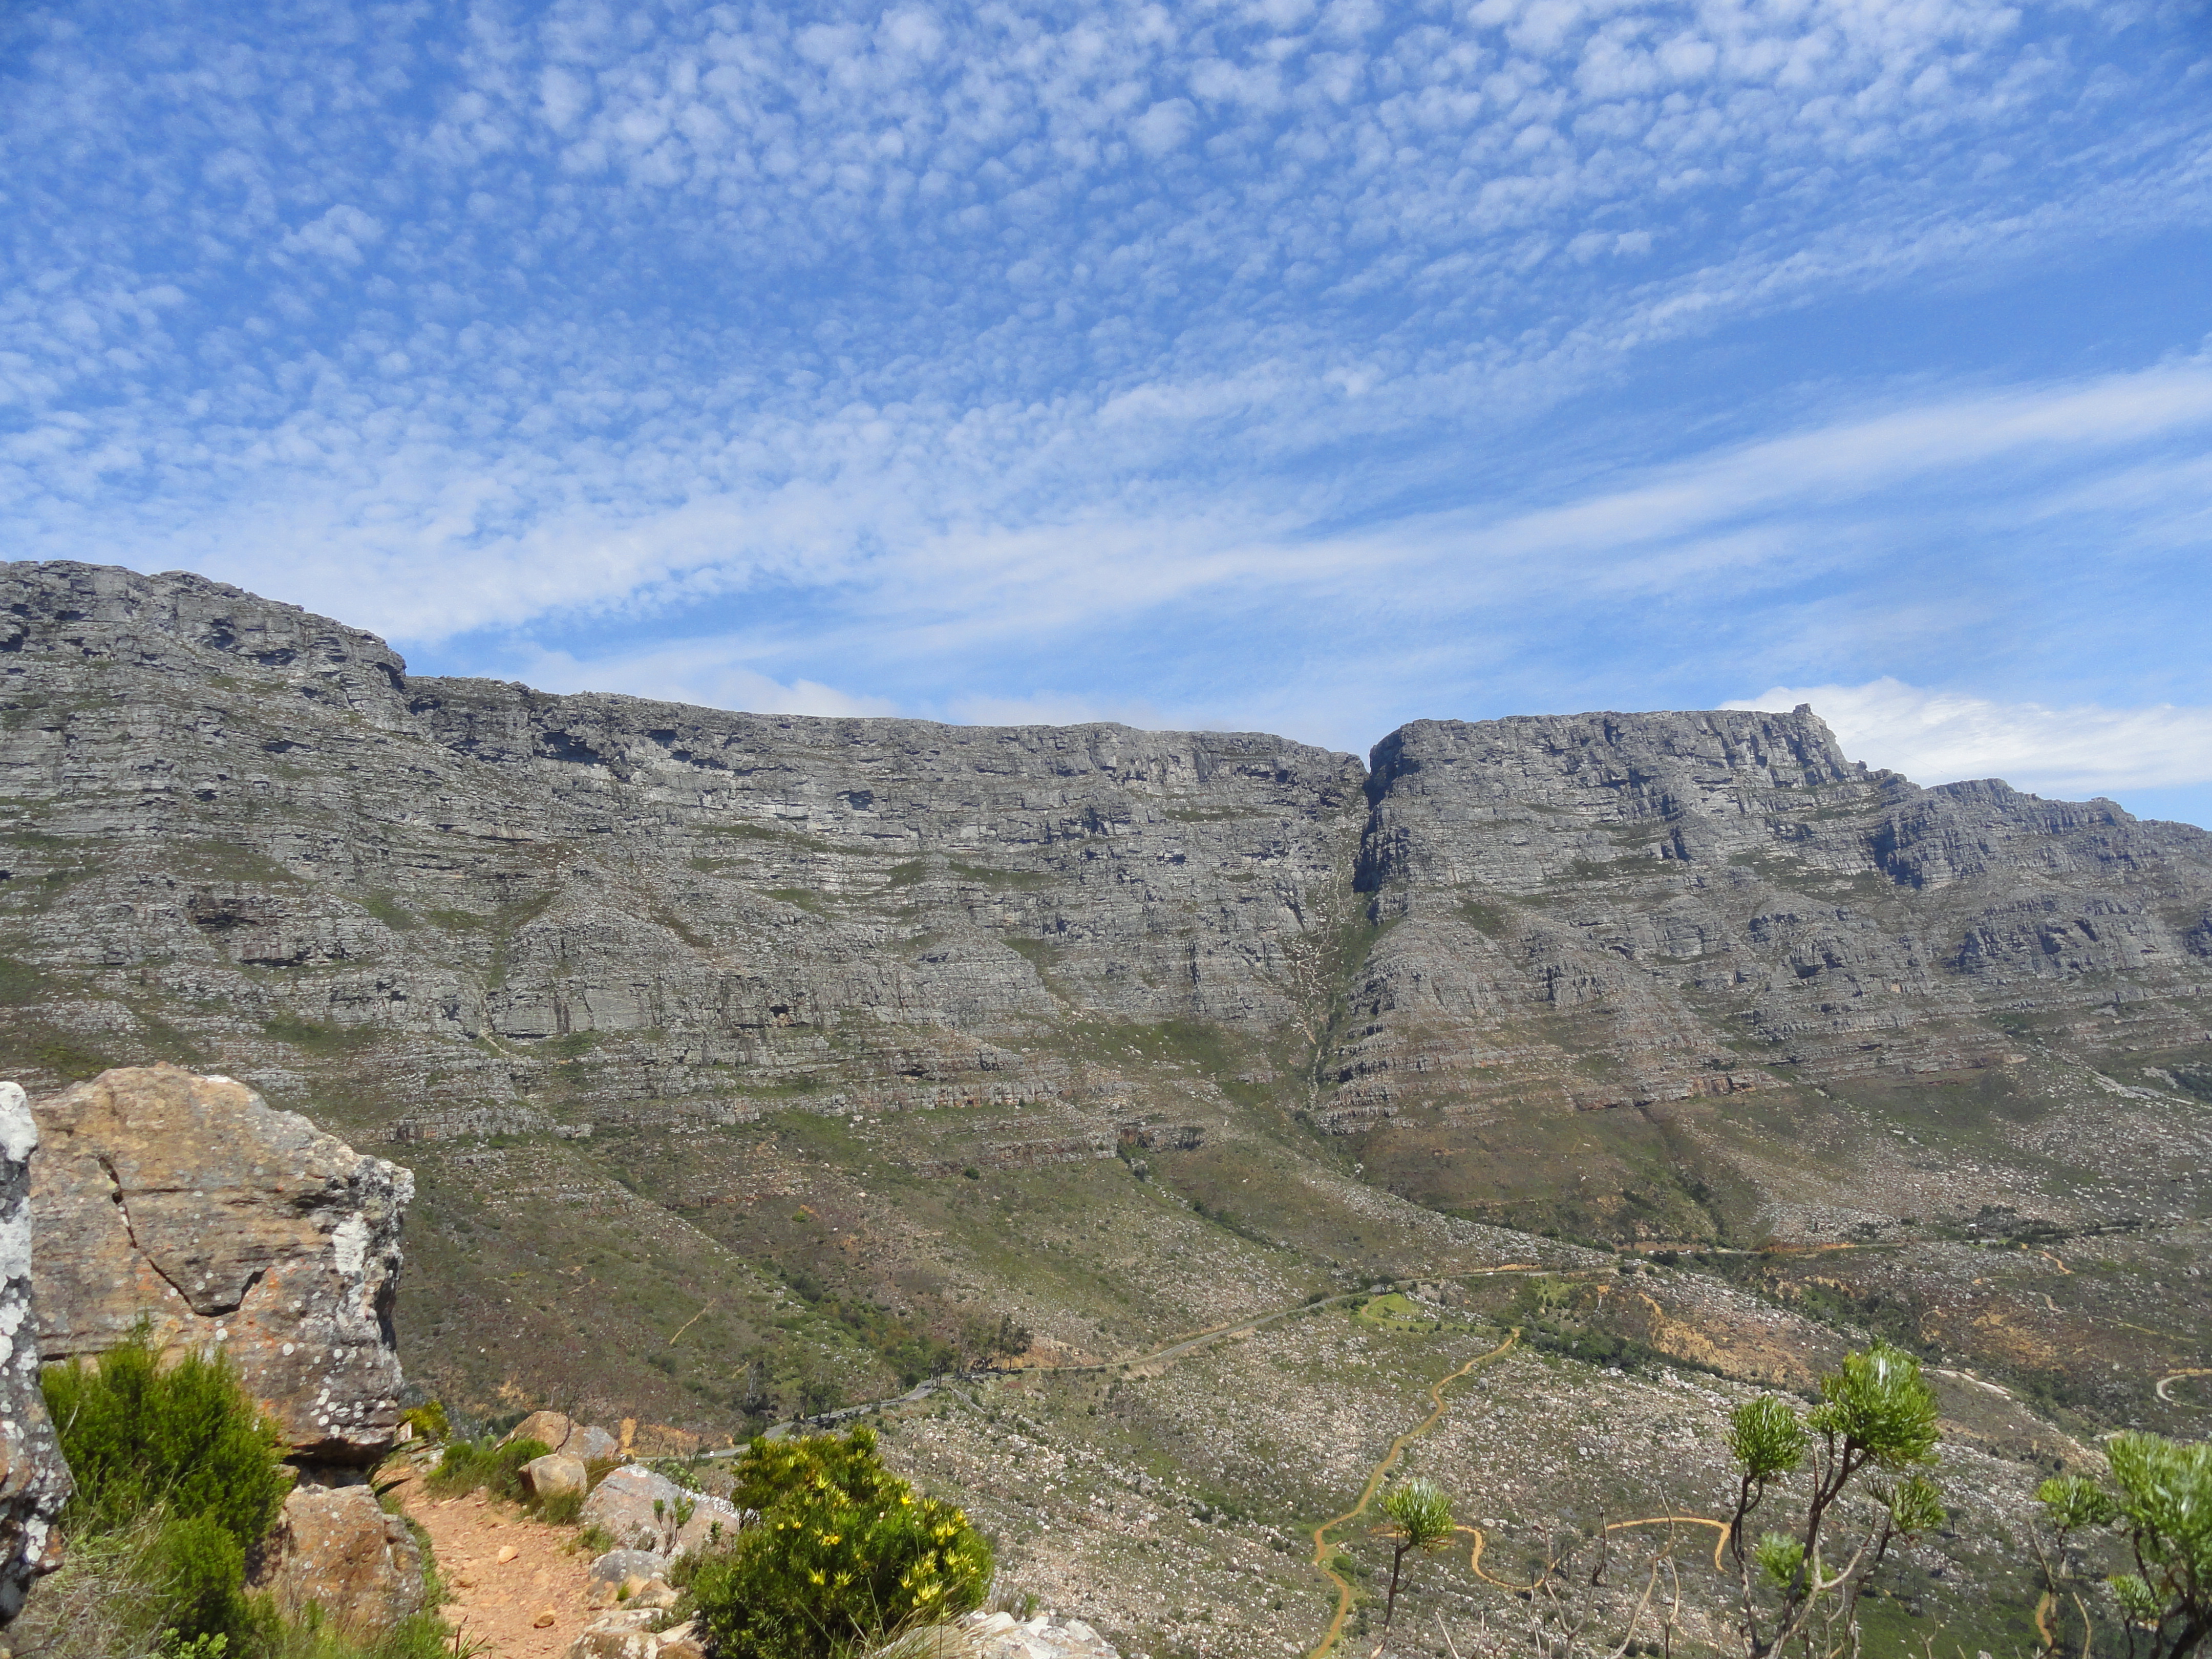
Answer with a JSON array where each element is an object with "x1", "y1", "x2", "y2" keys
[{"x1": 689, "y1": 1426, "x2": 993, "y2": 1659}]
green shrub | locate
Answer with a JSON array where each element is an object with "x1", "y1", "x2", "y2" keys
[
  {"x1": 423, "y1": 1437, "x2": 553, "y2": 1503},
  {"x1": 689, "y1": 1427, "x2": 992, "y2": 1659},
  {"x1": 149, "y1": 1512, "x2": 267, "y2": 1649},
  {"x1": 536, "y1": 1487, "x2": 585, "y2": 1526},
  {"x1": 42, "y1": 1328, "x2": 288, "y2": 1550},
  {"x1": 398, "y1": 1401, "x2": 450, "y2": 1444}
]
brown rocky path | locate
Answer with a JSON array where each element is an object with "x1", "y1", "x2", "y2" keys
[{"x1": 387, "y1": 1466, "x2": 595, "y2": 1659}]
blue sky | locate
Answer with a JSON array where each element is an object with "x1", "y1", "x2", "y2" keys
[{"x1": 7, "y1": 0, "x2": 2211, "y2": 823}]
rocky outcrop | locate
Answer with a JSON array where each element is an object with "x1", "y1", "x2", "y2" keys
[
  {"x1": 566, "y1": 1609, "x2": 701, "y2": 1659},
  {"x1": 577, "y1": 1466, "x2": 742, "y2": 1557},
  {"x1": 957, "y1": 1610, "x2": 1121, "y2": 1658},
  {"x1": 0, "y1": 1083, "x2": 69, "y2": 1624},
  {"x1": 29, "y1": 1065, "x2": 412, "y2": 1462},
  {"x1": 505, "y1": 1411, "x2": 619, "y2": 1464},
  {"x1": 250, "y1": 1481, "x2": 426, "y2": 1634},
  {"x1": 584, "y1": 1548, "x2": 674, "y2": 1610}
]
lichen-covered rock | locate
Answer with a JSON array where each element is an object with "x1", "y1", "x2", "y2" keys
[
  {"x1": 585, "y1": 1548, "x2": 670, "y2": 1609},
  {"x1": 0, "y1": 1083, "x2": 69, "y2": 1623},
  {"x1": 955, "y1": 1610, "x2": 1121, "y2": 1658},
  {"x1": 578, "y1": 1466, "x2": 686, "y2": 1553},
  {"x1": 670, "y1": 1488, "x2": 746, "y2": 1558},
  {"x1": 563, "y1": 1607, "x2": 665, "y2": 1659},
  {"x1": 30, "y1": 1065, "x2": 412, "y2": 1461},
  {"x1": 250, "y1": 1481, "x2": 425, "y2": 1634}
]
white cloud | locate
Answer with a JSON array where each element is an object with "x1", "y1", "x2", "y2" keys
[
  {"x1": 513, "y1": 640, "x2": 900, "y2": 721},
  {"x1": 1727, "y1": 679, "x2": 2212, "y2": 799},
  {"x1": 4, "y1": 0, "x2": 2208, "y2": 760},
  {"x1": 280, "y1": 204, "x2": 384, "y2": 264},
  {"x1": 942, "y1": 690, "x2": 1181, "y2": 730}
]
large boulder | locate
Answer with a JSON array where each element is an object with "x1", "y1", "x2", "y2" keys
[
  {"x1": 956, "y1": 1611, "x2": 1121, "y2": 1658},
  {"x1": 564, "y1": 1608, "x2": 665, "y2": 1659},
  {"x1": 249, "y1": 1481, "x2": 426, "y2": 1634},
  {"x1": 0, "y1": 1084, "x2": 69, "y2": 1623},
  {"x1": 504, "y1": 1410, "x2": 619, "y2": 1464},
  {"x1": 584, "y1": 1548, "x2": 671, "y2": 1610},
  {"x1": 30, "y1": 1065, "x2": 412, "y2": 1462},
  {"x1": 670, "y1": 1490, "x2": 746, "y2": 1557},
  {"x1": 523, "y1": 1453, "x2": 588, "y2": 1501},
  {"x1": 578, "y1": 1466, "x2": 686, "y2": 1553},
  {"x1": 578, "y1": 1466, "x2": 746, "y2": 1558}
]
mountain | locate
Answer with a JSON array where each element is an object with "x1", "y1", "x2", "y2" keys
[{"x1": 5, "y1": 558, "x2": 2210, "y2": 1652}]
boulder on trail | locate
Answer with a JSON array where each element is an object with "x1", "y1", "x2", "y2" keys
[
  {"x1": 504, "y1": 1410, "x2": 619, "y2": 1464},
  {"x1": 585, "y1": 1548, "x2": 670, "y2": 1609},
  {"x1": 523, "y1": 1452, "x2": 588, "y2": 1501},
  {"x1": 670, "y1": 1489, "x2": 747, "y2": 1557},
  {"x1": 250, "y1": 1481, "x2": 426, "y2": 1634},
  {"x1": 578, "y1": 1466, "x2": 687, "y2": 1552},
  {"x1": 565, "y1": 1607, "x2": 685, "y2": 1659}
]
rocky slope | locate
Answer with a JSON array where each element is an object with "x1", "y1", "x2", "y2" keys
[{"x1": 2, "y1": 558, "x2": 2208, "y2": 1450}]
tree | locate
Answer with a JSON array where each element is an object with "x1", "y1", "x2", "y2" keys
[
  {"x1": 959, "y1": 1311, "x2": 1031, "y2": 1371},
  {"x1": 794, "y1": 1358, "x2": 843, "y2": 1420},
  {"x1": 1377, "y1": 1478, "x2": 1455, "y2": 1632},
  {"x1": 1724, "y1": 1341, "x2": 1943, "y2": 1659},
  {"x1": 2035, "y1": 1433, "x2": 2212, "y2": 1657}
]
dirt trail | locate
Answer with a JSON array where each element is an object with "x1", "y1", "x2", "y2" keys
[
  {"x1": 387, "y1": 1466, "x2": 596, "y2": 1659},
  {"x1": 1464, "y1": 1515, "x2": 1731, "y2": 1589},
  {"x1": 1305, "y1": 1331, "x2": 1519, "y2": 1659}
]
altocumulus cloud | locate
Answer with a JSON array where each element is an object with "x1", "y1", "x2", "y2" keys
[{"x1": 1, "y1": 0, "x2": 2208, "y2": 818}]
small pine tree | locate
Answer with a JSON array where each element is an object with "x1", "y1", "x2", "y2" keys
[{"x1": 1377, "y1": 1477, "x2": 1454, "y2": 1630}]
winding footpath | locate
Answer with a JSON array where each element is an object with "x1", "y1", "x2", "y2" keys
[{"x1": 1304, "y1": 1332, "x2": 1521, "y2": 1659}]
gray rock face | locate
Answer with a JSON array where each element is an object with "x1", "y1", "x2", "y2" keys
[
  {"x1": 1330, "y1": 713, "x2": 2212, "y2": 1123},
  {"x1": 29, "y1": 1065, "x2": 412, "y2": 1461},
  {"x1": 0, "y1": 1083, "x2": 69, "y2": 1624},
  {"x1": 578, "y1": 1466, "x2": 689, "y2": 1554},
  {"x1": 957, "y1": 1610, "x2": 1121, "y2": 1658},
  {"x1": 585, "y1": 1548, "x2": 672, "y2": 1609},
  {"x1": 3, "y1": 560, "x2": 2211, "y2": 1352}
]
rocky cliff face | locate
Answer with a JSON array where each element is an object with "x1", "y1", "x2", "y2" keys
[
  {"x1": 3, "y1": 559, "x2": 2209, "y2": 1417},
  {"x1": 30, "y1": 1065, "x2": 412, "y2": 1462},
  {"x1": 0, "y1": 1083, "x2": 69, "y2": 1623}
]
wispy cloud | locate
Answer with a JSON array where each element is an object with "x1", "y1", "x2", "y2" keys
[
  {"x1": 511, "y1": 639, "x2": 900, "y2": 721},
  {"x1": 1727, "y1": 679, "x2": 2212, "y2": 799}
]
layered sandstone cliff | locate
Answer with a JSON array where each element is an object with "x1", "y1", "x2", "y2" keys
[{"x1": 2, "y1": 558, "x2": 2209, "y2": 1380}]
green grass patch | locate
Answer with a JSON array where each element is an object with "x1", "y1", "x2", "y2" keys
[
  {"x1": 355, "y1": 891, "x2": 417, "y2": 931},
  {"x1": 946, "y1": 861, "x2": 1057, "y2": 889},
  {"x1": 0, "y1": 955, "x2": 48, "y2": 1005},
  {"x1": 262, "y1": 1013, "x2": 376, "y2": 1055}
]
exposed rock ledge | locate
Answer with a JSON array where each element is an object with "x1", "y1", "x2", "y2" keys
[
  {"x1": 30, "y1": 1065, "x2": 413, "y2": 1462},
  {"x1": 0, "y1": 1083, "x2": 69, "y2": 1622}
]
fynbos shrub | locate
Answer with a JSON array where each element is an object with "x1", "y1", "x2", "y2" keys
[{"x1": 689, "y1": 1426, "x2": 992, "y2": 1659}]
